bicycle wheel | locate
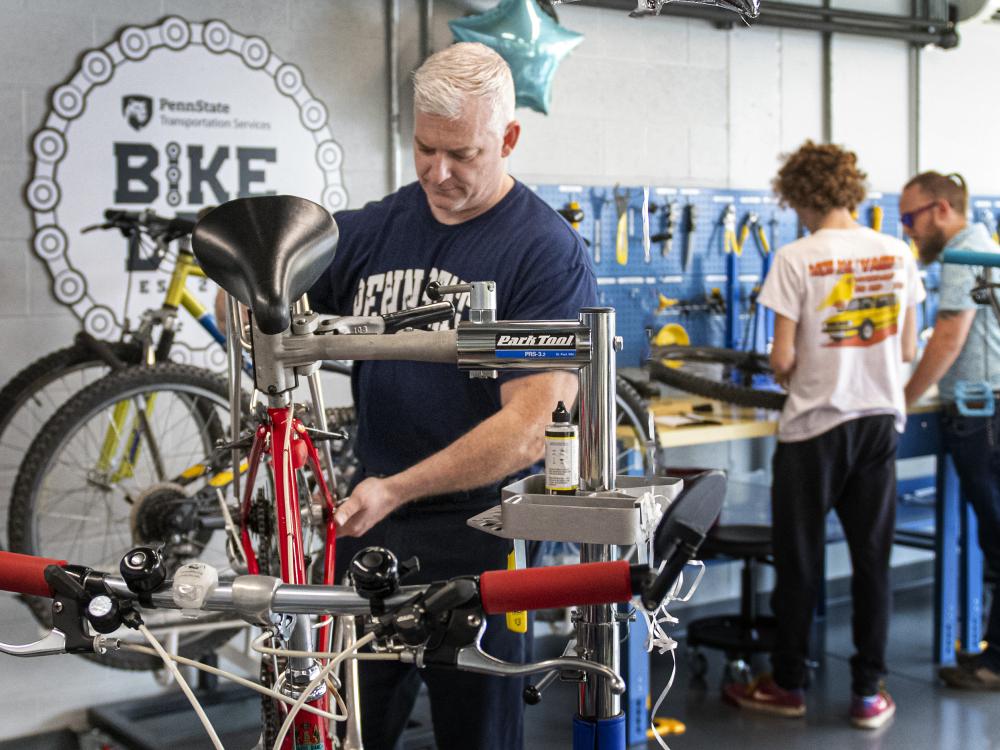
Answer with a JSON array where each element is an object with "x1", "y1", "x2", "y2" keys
[
  {"x1": 647, "y1": 346, "x2": 787, "y2": 411},
  {"x1": 615, "y1": 375, "x2": 661, "y2": 476},
  {"x1": 9, "y1": 363, "x2": 246, "y2": 670},
  {"x1": 0, "y1": 339, "x2": 140, "y2": 473}
]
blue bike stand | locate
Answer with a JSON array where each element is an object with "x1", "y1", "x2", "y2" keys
[{"x1": 573, "y1": 713, "x2": 627, "y2": 750}]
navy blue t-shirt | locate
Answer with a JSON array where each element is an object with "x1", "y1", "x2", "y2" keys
[{"x1": 309, "y1": 180, "x2": 597, "y2": 495}]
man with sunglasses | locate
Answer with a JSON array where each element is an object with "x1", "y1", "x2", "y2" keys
[{"x1": 902, "y1": 171, "x2": 1000, "y2": 691}]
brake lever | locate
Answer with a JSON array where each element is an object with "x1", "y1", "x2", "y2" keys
[
  {"x1": 0, "y1": 628, "x2": 70, "y2": 657},
  {"x1": 0, "y1": 565, "x2": 102, "y2": 657},
  {"x1": 453, "y1": 646, "x2": 626, "y2": 695}
]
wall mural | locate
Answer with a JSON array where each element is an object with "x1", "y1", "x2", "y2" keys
[{"x1": 24, "y1": 16, "x2": 346, "y2": 369}]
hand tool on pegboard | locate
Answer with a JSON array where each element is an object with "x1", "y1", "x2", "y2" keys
[
  {"x1": 983, "y1": 208, "x2": 1000, "y2": 243},
  {"x1": 589, "y1": 188, "x2": 608, "y2": 264},
  {"x1": 722, "y1": 203, "x2": 740, "y2": 255},
  {"x1": 641, "y1": 186, "x2": 652, "y2": 263},
  {"x1": 664, "y1": 201, "x2": 680, "y2": 256},
  {"x1": 614, "y1": 185, "x2": 631, "y2": 266},
  {"x1": 739, "y1": 212, "x2": 770, "y2": 257},
  {"x1": 870, "y1": 204, "x2": 884, "y2": 232},
  {"x1": 558, "y1": 200, "x2": 590, "y2": 247},
  {"x1": 682, "y1": 201, "x2": 697, "y2": 272}
]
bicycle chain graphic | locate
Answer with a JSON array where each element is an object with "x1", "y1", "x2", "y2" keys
[{"x1": 25, "y1": 17, "x2": 348, "y2": 349}]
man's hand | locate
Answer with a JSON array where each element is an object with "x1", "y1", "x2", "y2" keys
[{"x1": 334, "y1": 477, "x2": 404, "y2": 537}]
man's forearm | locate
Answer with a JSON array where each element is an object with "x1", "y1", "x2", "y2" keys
[
  {"x1": 905, "y1": 335, "x2": 961, "y2": 403},
  {"x1": 384, "y1": 403, "x2": 547, "y2": 504}
]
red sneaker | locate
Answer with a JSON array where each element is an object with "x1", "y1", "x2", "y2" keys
[
  {"x1": 723, "y1": 675, "x2": 806, "y2": 718},
  {"x1": 849, "y1": 689, "x2": 895, "y2": 729}
]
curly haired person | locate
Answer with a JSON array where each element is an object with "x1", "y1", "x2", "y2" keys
[{"x1": 724, "y1": 141, "x2": 925, "y2": 729}]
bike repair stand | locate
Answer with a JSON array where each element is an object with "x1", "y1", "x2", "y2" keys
[{"x1": 466, "y1": 307, "x2": 682, "y2": 750}]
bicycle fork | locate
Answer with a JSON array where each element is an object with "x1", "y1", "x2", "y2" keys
[{"x1": 239, "y1": 405, "x2": 340, "y2": 748}]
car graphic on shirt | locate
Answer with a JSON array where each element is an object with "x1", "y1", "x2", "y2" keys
[{"x1": 821, "y1": 292, "x2": 900, "y2": 343}]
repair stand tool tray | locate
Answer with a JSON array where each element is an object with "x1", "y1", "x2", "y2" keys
[{"x1": 467, "y1": 474, "x2": 682, "y2": 546}]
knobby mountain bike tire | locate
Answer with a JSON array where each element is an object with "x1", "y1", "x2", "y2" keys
[
  {"x1": 647, "y1": 346, "x2": 787, "y2": 411},
  {"x1": 614, "y1": 375, "x2": 662, "y2": 476},
  {"x1": 9, "y1": 363, "x2": 248, "y2": 670},
  {"x1": 0, "y1": 339, "x2": 142, "y2": 550},
  {"x1": 571, "y1": 375, "x2": 661, "y2": 477}
]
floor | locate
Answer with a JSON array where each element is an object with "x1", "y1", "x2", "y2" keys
[{"x1": 523, "y1": 584, "x2": 1000, "y2": 750}]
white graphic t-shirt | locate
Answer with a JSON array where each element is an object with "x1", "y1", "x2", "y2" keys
[{"x1": 758, "y1": 227, "x2": 926, "y2": 442}]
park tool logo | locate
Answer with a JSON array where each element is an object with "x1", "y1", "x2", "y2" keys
[{"x1": 495, "y1": 334, "x2": 577, "y2": 359}]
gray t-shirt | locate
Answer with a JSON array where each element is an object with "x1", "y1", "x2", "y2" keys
[{"x1": 938, "y1": 223, "x2": 1000, "y2": 401}]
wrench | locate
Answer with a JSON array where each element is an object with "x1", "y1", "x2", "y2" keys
[{"x1": 589, "y1": 189, "x2": 607, "y2": 265}]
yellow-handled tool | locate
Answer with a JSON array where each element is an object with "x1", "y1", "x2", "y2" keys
[
  {"x1": 870, "y1": 204, "x2": 884, "y2": 233},
  {"x1": 506, "y1": 542, "x2": 528, "y2": 633},
  {"x1": 723, "y1": 204, "x2": 740, "y2": 255},
  {"x1": 614, "y1": 184, "x2": 631, "y2": 266}
]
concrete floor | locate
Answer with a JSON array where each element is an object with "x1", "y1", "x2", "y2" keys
[{"x1": 526, "y1": 584, "x2": 1000, "y2": 750}]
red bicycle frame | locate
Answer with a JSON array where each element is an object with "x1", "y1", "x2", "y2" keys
[{"x1": 238, "y1": 406, "x2": 339, "y2": 749}]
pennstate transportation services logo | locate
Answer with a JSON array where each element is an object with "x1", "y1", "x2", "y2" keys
[
  {"x1": 122, "y1": 95, "x2": 153, "y2": 130},
  {"x1": 25, "y1": 17, "x2": 347, "y2": 369}
]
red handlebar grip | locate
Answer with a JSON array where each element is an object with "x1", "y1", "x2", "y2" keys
[
  {"x1": 479, "y1": 560, "x2": 633, "y2": 614},
  {"x1": 0, "y1": 551, "x2": 66, "y2": 598}
]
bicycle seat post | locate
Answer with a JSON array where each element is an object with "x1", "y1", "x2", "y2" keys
[{"x1": 576, "y1": 307, "x2": 624, "y2": 723}]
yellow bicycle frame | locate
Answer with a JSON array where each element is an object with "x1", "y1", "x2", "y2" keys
[{"x1": 96, "y1": 248, "x2": 236, "y2": 486}]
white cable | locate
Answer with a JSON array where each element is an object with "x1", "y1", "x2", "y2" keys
[
  {"x1": 138, "y1": 625, "x2": 225, "y2": 750},
  {"x1": 250, "y1": 630, "x2": 398, "y2": 660},
  {"x1": 648, "y1": 650, "x2": 678, "y2": 750},
  {"x1": 273, "y1": 631, "x2": 375, "y2": 750},
  {"x1": 120, "y1": 643, "x2": 342, "y2": 722},
  {"x1": 637, "y1": 559, "x2": 707, "y2": 750}
]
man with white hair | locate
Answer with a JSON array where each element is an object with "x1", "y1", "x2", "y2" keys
[{"x1": 309, "y1": 42, "x2": 596, "y2": 749}]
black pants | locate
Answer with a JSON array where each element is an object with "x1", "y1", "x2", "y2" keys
[
  {"x1": 334, "y1": 495, "x2": 529, "y2": 750},
  {"x1": 941, "y1": 411, "x2": 1000, "y2": 673},
  {"x1": 770, "y1": 414, "x2": 898, "y2": 696}
]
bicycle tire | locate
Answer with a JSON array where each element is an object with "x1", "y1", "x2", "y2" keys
[
  {"x1": 0, "y1": 340, "x2": 141, "y2": 473},
  {"x1": 614, "y1": 375, "x2": 661, "y2": 476},
  {"x1": 0, "y1": 339, "x2": 142, "y2": 550},
  {"x1": 647, "y1": 358, "x2": 787, "y2": 411},
  {"x1": 9, "y1": 363, "x2": 246, "y2": 670}
]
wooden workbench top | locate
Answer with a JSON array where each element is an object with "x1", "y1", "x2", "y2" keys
[{"x1": 642, "y1": 393, "x2": 942, "y2": 448}]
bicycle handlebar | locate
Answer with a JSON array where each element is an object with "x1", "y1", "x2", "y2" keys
[
  {"x1": 0, "y1": 550, "x2": 66, "y2": 598},
  {"x1": 479, "y1": 560, "x2": 633, "y2": 614},
  {"x1": 85, "y1": 209, "x2": 196, "y2": 242},
  {"x1": 942, "y1": 248, "x2": 1000, "y2": 268}
]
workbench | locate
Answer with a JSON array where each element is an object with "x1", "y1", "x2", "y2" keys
[{"x1": 642, "y1": 394, "x2": 983, "y2": 664}]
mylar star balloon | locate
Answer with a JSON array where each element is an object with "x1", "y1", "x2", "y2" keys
[{"x1": 449, "y1": 0, "x2": 584, "y2": 115}]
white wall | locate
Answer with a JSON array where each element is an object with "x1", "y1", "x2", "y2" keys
[
  {"x1": 0, "y1": 0, "x2": 993, "y2": 739},
  {"x1": 920, "y1": 14, "x2": 1000, "y2": 192}
]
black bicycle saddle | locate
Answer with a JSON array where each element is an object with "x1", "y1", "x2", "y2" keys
[{"x1": 192, "y1": 195, "x2": 339, "y2": 335}]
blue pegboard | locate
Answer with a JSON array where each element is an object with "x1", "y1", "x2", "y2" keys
[{"x1": 529, "y1": 183, "x2": 1000, "y2": 367}]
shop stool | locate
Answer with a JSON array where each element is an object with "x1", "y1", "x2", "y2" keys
[{"x1": 685, "y1": 523, "x2": 777, "y2": 684}]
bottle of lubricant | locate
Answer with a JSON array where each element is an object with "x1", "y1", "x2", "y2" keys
[{"x1": 544, "y1": 401, "x2": 579, "y2": 495}]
